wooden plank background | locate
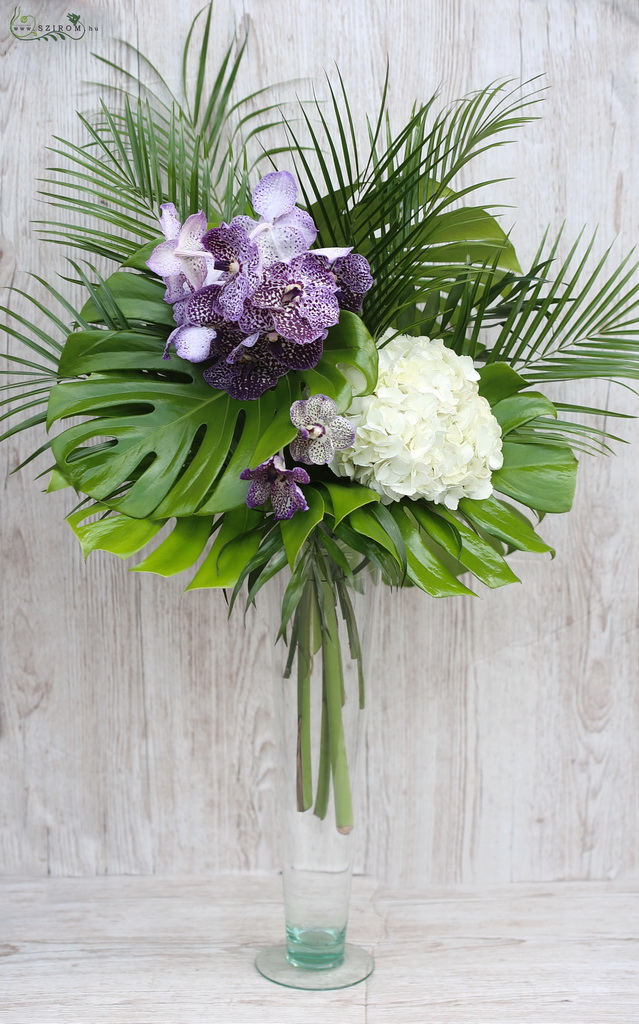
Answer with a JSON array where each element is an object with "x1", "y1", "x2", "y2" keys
[{"x1": 0, "y1": 0, "x2": 638, "y2": 885}]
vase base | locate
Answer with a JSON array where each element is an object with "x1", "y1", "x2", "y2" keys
[{"x1": 255, "y1": 942, "x2": 374, "y2": 990}]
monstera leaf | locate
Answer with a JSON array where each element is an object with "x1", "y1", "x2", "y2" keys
[{"x1": 47, "y1": 277, "x2": 378, "y2": 520}]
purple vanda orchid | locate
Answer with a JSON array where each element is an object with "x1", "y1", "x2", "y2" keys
[
  {"x1": 146, "y1": 204, "x2": 219, "y2": 302},
  {"x1": 162, "y1": 285, "x2": 221, "y2": 362},
  {"x1": 235, "y1": 170, "x2": 318, "y2": 266},
  {"x1": 289, "y1": 394, "x2": 356, "y2": 465},
  {"x1": 248, "y1": 253, "x2": 340, "y2": 345},
  {"x1": 311, "y1": 248, "x2": 374, "y2": 314},
  {"x1": 200, "y1": 220, "x2": 262, "y2": 321},
  {"x1": 240, "y1": 454, "x2": 310, "y2": 519},
  {"x1": 148, "y1": 172, "x2": 372, "y2": 397},
  {"x1": 204, "y1": 328, "x2": 325, "y2": 401},
  {"x1": 162, "y1": 284, "x2": 326, "y2": 389}
]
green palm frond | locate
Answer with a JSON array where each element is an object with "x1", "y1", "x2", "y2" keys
[
  {"x1": 0, "y1": 280, "x2": 81, "y2": 443},
  {"x1": 284, "y1": 76, "x2": 543, "y2": 337},
  {"x1": 485, "y1": 231, "x2": 639, "y2": 381},
  {"x1": 35, "y1": 3, "x2": 300, "y2": 263}
]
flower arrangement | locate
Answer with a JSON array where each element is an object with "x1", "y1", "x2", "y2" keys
[{"x1": 3, "y1": 6, "x2": 639, "y2": 842}]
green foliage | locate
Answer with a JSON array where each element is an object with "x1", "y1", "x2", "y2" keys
[
  {"x1": 2, "y1": 1, "x2": 639, "y2": 609},
  {"x1": 6, "y1": 1, "x2": 639, "y2": 835}
]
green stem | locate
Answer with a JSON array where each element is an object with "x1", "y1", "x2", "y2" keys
[
  {"x1": 295, "y1": 583, "x2": 313, "y2": 812},
  {"x1": 337, "y1": 579, "x2": 366, "y2": 710},
  {"x1": 313, "y1": 669, "x2": 330, "y2": 821},
  {"x1": 320, "y1": 577, "x2": 353, "y2": 835}
]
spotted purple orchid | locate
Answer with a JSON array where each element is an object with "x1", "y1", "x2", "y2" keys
[
  {"x1": 248, "y1": 254, "x2": 340, "y2": 344},
  {"x1": 146, "y1": 205, "x2": 218, "y2": 302},
  {"x1": 201, "y1": 221, "x2": 261, "y2": 321},
  {"x1": 332, "y1": 253, "x2": 374, "y2": 313},
  {"x1": 148, "y1": 172, "x2": 373, "y2": 401},
  {"x1": 204, "y1": 328, "x2": 325, "y2": 401},
  {"x1": 289, "y1": 394, "x2": 356, "y2": 465},
  {"x1": 235, "y1": 170, "x2": 318, "y2": 266},
  {"x1": 162, "y1": 285, "x2": 221, "y2": 362},
  {"x1": 240, "y1": 454, "x2": 310, "y2": 519},
  {"x1": 162, "y1": 284, "x2": 325, "y2": 390},
  {"x1": 311, "y1": 248, "x2": 374, "y2": 314}
]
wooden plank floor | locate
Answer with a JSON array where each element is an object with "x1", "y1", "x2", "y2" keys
[{"x1": 1, "y1": 876, "x2": 637, "y2": 1023}]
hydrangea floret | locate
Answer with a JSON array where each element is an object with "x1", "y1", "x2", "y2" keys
[
  {"x1": 289, "y1": 394, "x2": 356, "y2": 465},
  {"x1": 333, "y1": 333, "x2": 504, "y2": 508},
  {"x1": 240, "y1": 454, "x2": 310, "y2": 520}
]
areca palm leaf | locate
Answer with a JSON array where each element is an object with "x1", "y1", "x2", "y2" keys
[
  {"x1": 37, "y1": 4, "x2": 297, "y2": 262},
  {"x1": 484, "y1": 231, "x2": 639, "y2": 379},
  {"x1": 0, "y1": 282, "x2": 79, "y2": 444},
  {"x1": 284, "y1": 78, "x2": 542, "y2": 338}
]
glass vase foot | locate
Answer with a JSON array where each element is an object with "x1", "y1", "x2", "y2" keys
[{"x1": 255, "y1": 942, "x2": 374, "y2": 990}]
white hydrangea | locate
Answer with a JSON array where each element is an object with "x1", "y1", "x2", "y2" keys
[{"x1": 332, "y1": 333, "x2": 503, "y2": 509}]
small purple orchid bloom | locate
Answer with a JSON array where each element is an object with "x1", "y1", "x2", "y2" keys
[
  {"x1": 162, "y1": 285, "x2": 222, "y2": 362},
  {"x1": 289, "y1": 394, "x2": 356, "y2": 465},
  {"x1": 201, "y1": 221, "x2": 261, "y2": 321},
  {"x1": 203, "y1": 328, "x2": 325, "y2": 400},
  {"x1": 238, "y1": 170, "x2": 318, "y2": 266},
  {"x1": 240, "y1": 454, "x2": 310, "y2": 519},
  {"x1": 146, "y1": 204, "x2": 218, "y2": 301},
  {"x1": 332, "y1": 253, "x2": 374, "y2": 313},
  {"x1": 313, "y1": 248, "x2": 374, "y2": 314},
  {"x1": 249, "y1": 254, "x2": 339, "y2": 344}
]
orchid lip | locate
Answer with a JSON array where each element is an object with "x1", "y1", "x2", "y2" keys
[
  {"x1": 214, "y1": 258, "x2": 240, "y2": 274},
  {"x1": 282, "y1": 282, "x2": 303, "y2": 305},
  {"x1": 249, "y1": 221, "x2": 272, "y2": 242}
]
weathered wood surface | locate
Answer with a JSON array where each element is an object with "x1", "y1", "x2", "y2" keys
[
  {"x1": 1, "y1": 875, "x2": 638, "y2": 1022},
  {"x1": 1, "y1": 1, "x2": 638, "y2": 883}
]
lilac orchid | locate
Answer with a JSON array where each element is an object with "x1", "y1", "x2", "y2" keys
[
  {"x1": 311, "y1": 248, "x2": 374, "y2": 314},
  {"x1": 201, "y1": 221, "x2": 261, "y2": 321},
  {"x1": 162, "y1": 285, "x2": 221, "y2": 362},
  {"x1": 248, "y1": 254, "x2": 340, "y2": 344},
  {"x1": 289, "y1": 394, "x2": 356, "y2": 465},
  {"x1": 163, "y1": 282, "x2": 326, "y2": 389},
  {"x1": 204, "y1": 328, "x2": 325, "y2": 401},
  {"x1": 331, "y1": 253, "x2": 374, "y2": 313},
  {"x1": 149, "y1": 171, "x2": 373, "y2": 401},
  {"x1": 146, "y1": 204, "x2": 218, "y2": 302},
  {"x1": 240, "y1": 454, "x2": 310, "y2": 519},
  {"x1": 236, "y1": 170, "x2": 317, "y2": 266}
]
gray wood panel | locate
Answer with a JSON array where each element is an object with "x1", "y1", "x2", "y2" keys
[
  {"x1": 2, "y1": 875, "x2": 638, "y2": 1022},
  {"x1": 1, "y1": 0, "x2": 637, "y2": 883}
]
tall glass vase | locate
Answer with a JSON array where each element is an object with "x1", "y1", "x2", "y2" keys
[{"x1": 255, "y1": 567, "x2": 377, "y2": 990}]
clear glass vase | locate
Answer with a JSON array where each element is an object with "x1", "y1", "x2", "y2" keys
[{"x1": 255, "y1": 567, "x2": 377, "y2": 990}]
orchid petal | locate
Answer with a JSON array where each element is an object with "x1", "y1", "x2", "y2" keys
[
  {"x1": 328, "y1": 414, "x2": 356, "y2": 450},
  {"x1": 181, "y1": 254, "x2": 212, "y2": 291},
  {"x1": 312, "y1": 246, "x2": 353, "y2": 261},
  {"x1": 252, "y1": 170, "x2": 298, "y2": 221},
  {"x1": 245, "y1": 478, "x2": 272, "y2": 508},
  {"x1": 226, "y1": 333, "x2": 260, "y2": 363},
  {"x1": 271, "y1": 477, "x2": 308, "y2": 519},
  {"x1": 170, "y1": 325, "x2": 217, "y2": 363},
  {"x1": 163, "y1": 273, "x2": 192, "y2": 304},
  {"x1": 270, "y1": 211, "x2": 317, "y2": 262},
  {"x1": 176, "y1": 211, "x2": 208, "y2": 254},
  {"x1": 159, "y1": 203, "x2": 181, "y2": 241},
  {"x1": 146, "y1": 240, "x2": 182, "y2": 278},
  {"x1": 302, "y1": 393, "x2": 338, "y2": 426}
]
